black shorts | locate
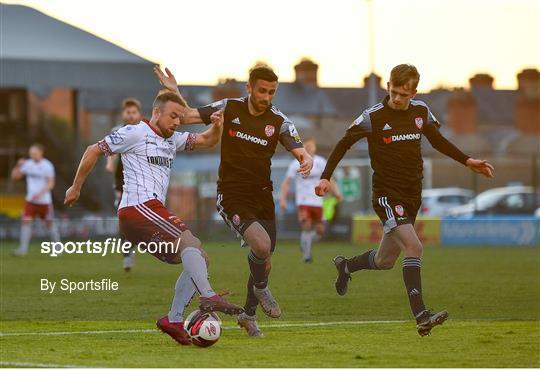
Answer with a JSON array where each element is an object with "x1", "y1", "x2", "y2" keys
[
  {"x1": 372, "y1": 196, "x2": 421, "y2": 234},
  {"x1": 216, "y1": 188, "x2": 276, "y2": 252}
]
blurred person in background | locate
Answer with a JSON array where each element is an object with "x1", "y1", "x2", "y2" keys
[
  {"x1": 11, "y1": 143, "x2": 60, "y2": 256},
  {"x1": 279, "y1": 138, "x2": 342, "y2": 262}
]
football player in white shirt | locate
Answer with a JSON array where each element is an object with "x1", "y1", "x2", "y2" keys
[
  {"x1": 279, "y1": 138, "x2": 342, "y2": 262},
  {"x1": 11, "y1": 144, "x2": 61, "y2": 256},
  {"x1": 64, "y1": 92, "x2": 244, "y2": 345},
  {"x1": 104, "y1": 97, "x2": 143, "y2": 272}
]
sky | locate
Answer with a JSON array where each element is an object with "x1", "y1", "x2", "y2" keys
[{"x1": 4, "y1": 0, "x2": 540, "y2": 92}]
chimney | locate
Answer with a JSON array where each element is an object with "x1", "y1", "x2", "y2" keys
[
  {"x1": 212, "y1": 78, "x2": 242, "y2": 101},
  {"x1": 363, "y1": 73, "x2": 381, "y2": 88},
  {"x1": 515, "y1": 68, "x2": 540, "y2": 134},
  {"x1": 447, "y1": 88, "x2": 477, "y2": 134},
  {"x1": 294, "y1": 58, "x2": 318, "y2": 87},
  {"x1": 469, "y1": 73, "x2": 494, "y2": 90}
]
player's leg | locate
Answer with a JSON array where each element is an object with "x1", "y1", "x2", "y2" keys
[
  {"x1": 390, "y1": 223, "x2": 448, "y2": 336},
  {"x1": 44, "y1": 204, "x2": 61, "y2": 255},
  {"x1": 14, "y1": 203, "x2": 34, "y2": 256},
  {"x1": 299, "y1": 216, "x2": 313, "y2": 262},
  {"x1": 334, "y1": 232, "x2": 401, "y2": 295},
  {"x1": 242, "y1": 221, "x2": 281, "y2": 318}
]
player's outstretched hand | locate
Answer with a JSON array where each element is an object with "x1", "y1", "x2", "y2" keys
[
  {"x1": 297, "y1": 153, "x2": 313, "y2": 177},
  {"x1": 315, "y1": 179, "x2": 330, "y2": 197},
  {"x1": 153, "y1": 65, "x2": 178, "y2": 92},
  {"x1": 210, "y1": 109, "x2": 224, "y2": 128},
  {"x1": 279, "y1": 197, "x2": 287, "y2": 210},
  {"x1": 466, "y1": 158, "x2": 495, "y2": 178},
  {"x1": 64, "y1": 186, "x2": 80, "y2": 207}
]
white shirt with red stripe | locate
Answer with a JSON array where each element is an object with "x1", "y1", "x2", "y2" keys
[
  {"x1": 98, "y1": 121, "x2": 196, "y2": 209},
  {"x1": 285, "y1": 154, "x2": 327, "y2": 207},
  {"x1": 20, "y1": 158, "x2": 55, "y2": 205}
]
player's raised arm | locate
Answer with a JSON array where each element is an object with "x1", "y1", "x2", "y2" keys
[
  {"x1": 421, "y1": 106, "x2": 494, "y2": 178},
  {"x1": 153, "y1": 66, "x2": 206, "y2": 124},
  {"x1": 10, "y1": 158, "x2": 26, "y2": 180},
  {"x1": 316, "y1": 112, "x2": 372, "y2": 196}
]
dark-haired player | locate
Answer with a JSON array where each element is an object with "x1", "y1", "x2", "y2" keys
[
  {"x1": 315, "y1": 64, "x2": 494, "y2": 336},
  {"x1": 65, "y1": 92, "x2": 244, "y2": 346},
  {"x1": 105, "y1": 97, "x2": 143, "y2": 271},
  {"x1": 155, "y1": 64, "x2": 313, "y2": 337}
]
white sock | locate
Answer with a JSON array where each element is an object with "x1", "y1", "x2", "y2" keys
[
  {"x1": 19, "y1": 223, "x2": 32, "y2": 253},
  {"x1": 48, "y1": 223, "x2": 60, "y2": 243},
  {"x1": 300, "y1": 231, "x2": 312, "y2": 260},
  {"x1": 168, "y1": 271, "x2": 197, "y2": 323},
  {"x1": 180, "y1": 247, "x2": 215, "y2": 298}
]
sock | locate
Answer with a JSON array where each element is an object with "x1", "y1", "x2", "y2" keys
[
  {"x1": 168, "y1": 271, "x2": 197, "y2": 323},
  {"x1": 300, "y1": 231, "x2": 312, "y2": 260},
  {"x1": 180, "y1": 247, "x2": 215, "y2": 298},
  {"x1": 248, "y1": 251, "x2": 267, "y2": 289},
  {"x1": 402, "y1": 257, "x2": 426, "y2": 318},
  {"x1": 346, "y1": 249, "x2": 378, "y2": 273},
  {"x1": 48, "y1": 222, "x2": 60, "y2": 243},
  {"x1": 19, "y1": 223, "x2": 32, "y2": 253},
  {"x1": 244, "y1": 274, "x2": 259, "y2": 316}
]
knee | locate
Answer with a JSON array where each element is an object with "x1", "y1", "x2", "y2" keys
[
  {"x1": 250, "y1": 236, "x2": 271, "y2": 259},
  {"x1": 405, "y1": 241, "x2": 423, "y2": 258},
  {"x1": 374, "y1": 255, "x2": 396, "y2": 270},
  {"x1": 301, "y1": 220, "x2": 312, "y2": 231}
]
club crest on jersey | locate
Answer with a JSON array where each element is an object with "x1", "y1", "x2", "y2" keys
[
  {"x1": 232, "y1": 214, "x2": 241, "y2": 226},
  {"x1": 264, "y1": 125, "x2": 275, "y2": 137},
  {"x1": 415, "y1": 117, "x2": 423, "y2": 129},
  {"x1": 395, "y1": 205, "x2": 404, "y2": 217}
]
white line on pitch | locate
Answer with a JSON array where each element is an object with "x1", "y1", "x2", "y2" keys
[
  {"x1": 0, "y1": 320, "x2": 406, "y2": 337},
  {"x1": 0, "y1": 361, "x2": 88, "y2": 368}
]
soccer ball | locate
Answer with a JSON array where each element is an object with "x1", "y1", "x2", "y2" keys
[{"x1": 183, "y1": 309, "x2": 221, "y2": 347}]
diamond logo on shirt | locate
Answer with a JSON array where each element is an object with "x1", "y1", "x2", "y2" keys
[
  {"x1": 383, "y1": 123, "x2": 392, "y2": 131},
  {"x1": 232, "y1": 117, "x2": 241, "y2": 125}
]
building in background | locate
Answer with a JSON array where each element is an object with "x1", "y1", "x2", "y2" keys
[{"x1": 1, "y1": 4, "x2": 538, "y2": 223}]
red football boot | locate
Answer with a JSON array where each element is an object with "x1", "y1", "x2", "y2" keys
[{"x1": 156, "y1": 315, "x2": 191, "y2": 345}]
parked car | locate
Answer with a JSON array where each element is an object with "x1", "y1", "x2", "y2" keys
[
  {"x1": 446, "y1": 186, "x2": 540, "y2": 218},
  {"x1": 420, "y1": 188, "x2": 474, "y2": 216}
]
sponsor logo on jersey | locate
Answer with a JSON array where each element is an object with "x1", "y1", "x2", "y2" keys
[
  {"x1": 232, "y1": 117, "x2": 241, "y2": 125},
  {"x1": 147, "y1": 156, "x2": 173, "y2": 168},
  {"x1": 232, "y1": 214, "x2": 241, "y2": 226},
  {"x1": 288, "y1": 124, "x2": 301, "y2": 143},
  {"x1": 108, "y1": 131, "x2": 124, "y2": 145},
  {"x1": 383, "y1": 123, "x2": 392, "y2": 131},
  {"x1": 383, "y1": 133, "x2": 421, "y2": 144},
  {"x1": 228, "y1": 129, "x2": 268, "y2": 146},
  {"x1": 415, "y1": 117, "x2": 423, "y2": 129},
  {"x1": 264, "y1": 125, "x2": 275, "y2": 137},
  {"x1": 395, "y1": 205, "x2": 404, "y2": 216}
]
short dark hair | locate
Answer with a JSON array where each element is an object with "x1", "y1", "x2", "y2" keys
[
  {"x1": 249, "y1": 64, "x2": 278, "y2": 85},
  {"x1": 390, "y1": 64, "x2": 420, "y2": 90},
  {"x1": 152, "y1": 92, "x2": 186, "y2": 109},
  {"x1": 30, "y1": 143, "x2": 45, "y2": 153},
  {"x1": 122, "y1": 97, "x2": 142, "y2": 111}
]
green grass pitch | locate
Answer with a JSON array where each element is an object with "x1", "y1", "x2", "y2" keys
[{"x1": 1, "y1": 240, "x2": 539, "y2": 367}]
